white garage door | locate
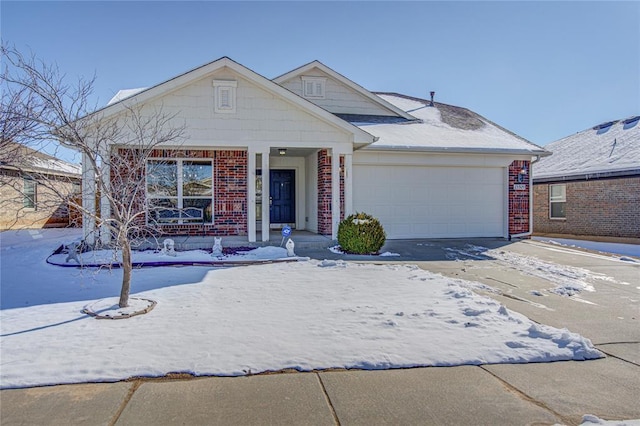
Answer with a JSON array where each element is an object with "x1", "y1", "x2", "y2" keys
[{"x1": 353, "y1": 165, "x2": 505, "y2": 239}]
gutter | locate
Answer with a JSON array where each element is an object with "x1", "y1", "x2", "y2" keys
[
  {"x1": 509, "y1": 155, "x2": 542, "y2": 241},
  {"x1": 362, "y1": 145, "x2": 550, "y2": 157},
  {"x1": 533, "y1": 168, "x2": 640, "y2": 184}
]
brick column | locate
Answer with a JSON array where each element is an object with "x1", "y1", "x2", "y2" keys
[
  {"x1": 508, "y1": 160, "x2": 530, "y2": 236},
  {"x1": 317, "y1": 149, "x2": 332, "y2": 235}
]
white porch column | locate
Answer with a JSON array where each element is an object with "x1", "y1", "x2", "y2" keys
[
  {"x1": 344, "y1": 153, "x2": 353, "y2": 217},
  {"x1": 82, "y1": 151, "x2": 96, "y2": 245},
  {"x1": 331, "y1": 150, "x2": 341, "y2": 240},
  {"x1": 247, "y1": 148, "x2": 257, "y2": 242},
  {"x1": 261, "y1": 149, "x2": 270, "y2": 242},
  {"x1": 99, "y1": 145, "x2": 111, "y2": 246}
]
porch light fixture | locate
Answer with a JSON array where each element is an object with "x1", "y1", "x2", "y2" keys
[{"x1": 279, "y1": 148, "x2": 287, "y2": 156}]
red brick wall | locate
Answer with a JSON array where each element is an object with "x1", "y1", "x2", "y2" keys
[
  {"x1": 508, "y1": 160, "x2": 530, "y2": 236},
  {"x1": 533, "y1": 176, "x2": 640, "y2": 238},
  {"x1": 115, "y1": 148, "x2": 247, "y2": 237},
  {"x1": 212, "y1": 150, "x2": 247, "y2": 236},
  {"x1": 317, "y1": 150, "x2": 332, "y2": 235},
  {"x1": 317, "y1": 150, "x2": 346, "y2": 236}
]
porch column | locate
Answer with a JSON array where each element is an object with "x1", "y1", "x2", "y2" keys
[
  {"x1": 261, "y1": 149, "x2": 270, "y2": 242},
  {"x1": 82, "y1": 151, "x2": 96, "y2": 245},
  {"x1": 344, "y1": 153, "x2": 353, "y2": 217},
  {"x1": 331, "y1": 149, "x2": 341, "y2": 239},
  {"x1": 99, "y1": 144, "x2": 111, "y2": 246},
  {"x1": 247, "y1": 148, "x2": 257, "y2": 242}
]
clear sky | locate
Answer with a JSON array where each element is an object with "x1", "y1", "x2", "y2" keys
[{"x1": 2, "y1": 1, "x2": 639, "y2": 158}]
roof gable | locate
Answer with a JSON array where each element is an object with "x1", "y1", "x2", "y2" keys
[
  {"x1": 273, "y1": 60, "x2": 416, "y2": 121},
  {"x1": 93, "y1": 57, "x2": 375, "y2": 145}
]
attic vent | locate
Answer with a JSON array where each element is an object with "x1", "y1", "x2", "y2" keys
[
  {"x1": 622, "y1": 116, "x2": 640, "y2": 129},
  {"x1": 301, "y1": 76, "x2": 326, "y2": 99},
  {"x1": 592, "y1": 121, "x2": 617, "y2": 131}
]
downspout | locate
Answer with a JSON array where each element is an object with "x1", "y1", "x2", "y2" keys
[{"x1": 509, "y1": 155, "x2": 541, "y2": 240}]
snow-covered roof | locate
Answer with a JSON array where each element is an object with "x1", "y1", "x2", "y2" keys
[
  {"x1": 353, "y1": 93, "x2": 548, "y2": 155},
  {"x1": 533, "y1": 116, "x2": 640, "y2": 181},
  {"x1": 0, "y1": 142, "x2": 81, "y2": 177},
  {"x1": 107, "y1": 88, "x2": 147, "y2": 105}
]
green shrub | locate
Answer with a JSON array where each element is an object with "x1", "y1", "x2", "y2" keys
[{"x1": 337, "y1": 212, "x2": 386, "y2": 254}]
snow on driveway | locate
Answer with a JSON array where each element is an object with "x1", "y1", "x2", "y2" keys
[
  {"x1": 444, "y1": 244, "x2": 629, "y2": 300},
  {"x1": 0, "y1": 230, "x2": 602, "y2": 389}
]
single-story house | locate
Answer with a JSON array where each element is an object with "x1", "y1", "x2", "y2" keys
[
  {"x1": 0, "y1": 141, "x2": 82, "y2": 229},
  {"x1": 533, "y1": 116, "x2": 640, "y2": 239},
  {"x1": 82, "y1": 57, "x2": 549, "y2": 244}
]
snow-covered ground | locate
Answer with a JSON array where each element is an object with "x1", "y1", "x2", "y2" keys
[
  {"x1": 532, "y1": 236, "x2": 640, "y2": 259},
  {"x1": 444, "y1": 243, "x2": 633, "y2": 301},
  {"x1": 0, "y1": 229, "x2": 603, "y2": 389}
]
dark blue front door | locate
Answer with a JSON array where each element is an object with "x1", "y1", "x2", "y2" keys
[{"x1": 270, "y1": 170, "x2": 295, "y2": 224}]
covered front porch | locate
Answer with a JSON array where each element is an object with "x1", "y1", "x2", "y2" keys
[{"x1": 246, "y1": 146, "x2": 353, "y2": 243}]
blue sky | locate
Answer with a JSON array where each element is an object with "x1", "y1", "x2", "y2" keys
[{"x1": 2, "y1": 1, "x2": 639, "y2": 159}]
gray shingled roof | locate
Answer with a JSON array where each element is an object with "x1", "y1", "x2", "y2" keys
[{"x1": 533, "y1": 116, "x2": 640, "y2": 182}]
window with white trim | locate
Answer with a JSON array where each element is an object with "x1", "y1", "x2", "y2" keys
[
  {"x1": 213, "y1": 80, "x2": 237, "y2": 113},
  {"x1": 301, "y1": 76, "x2": 326, "y2": 99},
  {"x1": 23, "y1": 178, "x2": 36, "y2": 209},
  {"x1": 549, "y1": 184, "x2": 566, "y2": 219},
  {"x1": 146, "y1": 159, "x2": 213, "y2": 223}
]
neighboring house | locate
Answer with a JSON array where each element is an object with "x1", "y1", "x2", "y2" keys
[
  {"x1": 81, "y1": 57, "x2": 548, "y2": 244},
  {"x1": 533, "y1": 117, "x2": 640, "y2": 239},
  {"x1": 0, "y1": 142, "x2": 82, "y2": 229}
]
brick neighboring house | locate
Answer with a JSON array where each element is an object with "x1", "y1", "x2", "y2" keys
[
  {"x1": 533, "y1": 116, "x2": 640, "y2": 239},
  {"x1": 0, "y1": 142, "x2": 82, "y2": 230},
  {"x1": 80, "y1": 57, "x2": 549, "y2": 245}
]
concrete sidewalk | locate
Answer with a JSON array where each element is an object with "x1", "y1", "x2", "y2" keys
[{"x1": 2, "y1": 238, "x2": 639, "y2": 425}]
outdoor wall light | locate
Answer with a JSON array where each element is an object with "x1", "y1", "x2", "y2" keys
[{"x1": 279, "y1": 148, "x2": 287, "y2": 156}]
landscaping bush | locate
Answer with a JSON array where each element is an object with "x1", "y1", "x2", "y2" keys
[{"x1": 337, "y1": 212, "x2": 386, "y2": 254}]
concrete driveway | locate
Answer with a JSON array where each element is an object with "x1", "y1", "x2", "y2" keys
[{"x1": 2, "y1": 238, "x2": 638, "y2": 425}]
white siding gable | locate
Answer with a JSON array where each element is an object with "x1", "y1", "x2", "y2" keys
[
  {"x1": 134, "y1": 68, "x2": 353, "y2": 147},
  {"x1": 279, "y1": 68, "x2": 396, "y2": 117}
]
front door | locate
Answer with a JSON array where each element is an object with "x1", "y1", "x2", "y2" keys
[{"x1": 270, "y1": 170, "x2": 295, "y2": 224}]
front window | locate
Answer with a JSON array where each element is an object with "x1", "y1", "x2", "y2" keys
[
  {"x1": 23, "y1": 178, "x2": 36, "y2": 209},
  {"x1": 549, "y1": 184, "x2": 566, "y2": 219},
  {"x1": 147, "y1": 159, "x2": 213, "y2": 224}
]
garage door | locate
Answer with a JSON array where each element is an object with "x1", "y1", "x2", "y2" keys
[{"x1": 353, "y1": 165, "x2": 505, "y2": 239}]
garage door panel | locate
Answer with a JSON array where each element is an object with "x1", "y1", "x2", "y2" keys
[{"x1": 353, "y1": 164, "x2": 505, "y2": 239}]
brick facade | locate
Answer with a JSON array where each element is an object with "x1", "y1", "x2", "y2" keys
[
  {"x1": 508, "y1": 160, "x2": 530, "y2": 236},
  {"x1": 115, "y1": 148, "x2": 247, "y2": 237},
  {"x1": 533, "y1": 176, "x2": 640, "y2": 238},
  {"x1": 317, "y1": 149, "x2": 345, "y2": 236},
  {"x1": 317, "y1": 149, "x2": 332, "y2": 235}
]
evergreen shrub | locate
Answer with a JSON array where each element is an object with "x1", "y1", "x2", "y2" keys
[{"x1": 337, "y1": 212, "x2": 386, "y2": 254}]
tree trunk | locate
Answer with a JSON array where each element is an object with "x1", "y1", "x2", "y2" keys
[{"x1": 118, "y1": 237, "x2": 132, "y2": 308}]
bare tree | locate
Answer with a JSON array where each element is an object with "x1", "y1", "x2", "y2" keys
[{"x1": 1, "y1": 45, "x2": 185, "y2": 308}]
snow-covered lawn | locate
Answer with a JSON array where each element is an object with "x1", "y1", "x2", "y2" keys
[{"x1": 0, "y1": 229, "x2": 602, "y2": 389}]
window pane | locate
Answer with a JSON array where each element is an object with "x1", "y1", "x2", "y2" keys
[
  {"x1": 550, "y1": 202, "x2": 566, "y2": 219},
  {"x1": 550, "y1": 184, "x2": 566, "y2": 201},
  {"x1": 183, "y1": 161, "x2": 212, "y2": 196},
  {"x1": 23, "y1": 179, "x2": 36, "y2": 208},
  {"x1": 183, "y1": 198, "x2": 213, "y2": 223},
  {"x1": 147, "y1": 161, "x2": 177, "y2": 197},
  {"x1": 148, "y1": 198, "x2": 179, "y2": 223}
]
